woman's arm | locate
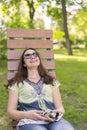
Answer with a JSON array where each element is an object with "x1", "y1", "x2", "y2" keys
[
  {"x1": 53, "y1": 87, "x2": 65, "y2": 114},
  {"x1": 7, "y1": 89, "x2": 50, "y2": 121},
  {"x1": 7, "y1": 89, "x2": 27, "y2": 120}
]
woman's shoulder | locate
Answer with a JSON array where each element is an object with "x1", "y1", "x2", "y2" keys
[
  {"x1": 53, "y1": 78, "x2": 61, "y2": 88},
  {"x1": 43, "y1": 79, "x2": 61, "y2": 88},
  {"x1": 8, "y1": 81, "x2": 26, "y2": 91}
]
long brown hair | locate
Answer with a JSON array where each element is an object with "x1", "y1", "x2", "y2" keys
[{"x1": 7, "y1": 48, "x2": 54, "y2": 88}]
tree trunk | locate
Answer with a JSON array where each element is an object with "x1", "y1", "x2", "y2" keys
[
  {"x1": 61, "y1": 0, "x2": 73, "y2": 55},
  {"x1": 25, "y1": 0, "x2": 35, "y2": 28}
]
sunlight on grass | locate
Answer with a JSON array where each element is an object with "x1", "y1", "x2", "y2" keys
[
  {"x1": 54, "y1": 54, "x2": 87, "y2": 62},
  {"x1": 53, "y1": 44, "x2": 87, "y2": 61}
]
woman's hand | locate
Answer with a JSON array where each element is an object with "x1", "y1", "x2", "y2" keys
[
  {"x1": 52, "y1": 108, "x2": 65, "y2": 115},
  {"x1": 25, "y1": 110, "x2": 53, "y2": 121},
  {"x1": 25, "y1": 110, "x2": 55, "y2": 122},
  {"x1": 44, "y1": 108, "x2": 64, "y2": 122},
  {"x1": 39, "y1": 110, "x2": 59, "y2": 122}
]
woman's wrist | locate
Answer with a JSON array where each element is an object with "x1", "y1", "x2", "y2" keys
[{"x1": 23, "y1": 111, "x2": 28, "y2": 118}]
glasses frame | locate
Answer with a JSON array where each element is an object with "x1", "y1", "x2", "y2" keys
[{"x1": 24, "y1": 52, "x2": 38, "y2": 59}]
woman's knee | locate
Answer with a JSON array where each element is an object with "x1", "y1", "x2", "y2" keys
[
  {"x1": 60, "y1": 118, "x2": 75, "y2": 130},
  {"x1": 48, "y1": 118, "x2": 75, "y2": 130}
]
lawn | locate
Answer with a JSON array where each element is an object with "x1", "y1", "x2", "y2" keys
[
  {"x1": 54, "y1": 46, "x2": 87, "y2": 130},
  {"x1": 0, "y1": 47, "x2": 87, "y2": 130},
  {"x1": 0, "y1": 60, "x2": 9, "y2": 129}
]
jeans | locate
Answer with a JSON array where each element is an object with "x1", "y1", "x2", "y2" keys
[{"x1": 17, "y1": 118, "x2": 75, "y2": 130}]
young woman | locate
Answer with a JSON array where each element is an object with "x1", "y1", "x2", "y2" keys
[{"x1": 7, "y1": 48, "x2": 75, "y2": 130}]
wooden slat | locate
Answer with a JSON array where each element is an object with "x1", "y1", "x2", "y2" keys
[
  {"x1": 8, "y1": 60, "x2": 55, "y2": 70},
  {"x1": 7, "y1": 39, "x2": 53, "y2": 49},
  {"x1": 8, "y1": 71, "x2": 56, "y2": 80},
  {"x1": 38, "y1": 50, "x2": 54, "y2": 59},
  {"x1": 7, "y1": 29, "x2": 53, "y2": 38},
  {"x1": 8, "y1": 72, "x2": 16, "y2": 80},
  {"x1": 48, "y1": 71, "x2": 56, "y2": 78},
  {"x1": 8, "y1": 50, "x2": 54, "y2": 59}
]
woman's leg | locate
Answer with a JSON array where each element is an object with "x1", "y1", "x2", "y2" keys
[
  {"x1": 18, "y1": 124, "x2": 48, "y2": 130},
  {"x1": 48, "y1": 118, "x2": 75, "y2": 130}
]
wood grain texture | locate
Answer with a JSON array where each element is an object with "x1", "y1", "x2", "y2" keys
[
  {"x1": 7, "y1": 29, "x2": 53, "y2": 38},
  {"x1": 7, "y1": 39, "x2": 53, "y2": 49}
]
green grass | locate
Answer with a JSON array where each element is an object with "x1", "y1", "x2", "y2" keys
[
  {"x1": 0, "y1": 60, "x2": 9, "y2": 128},
  {"x1": 0, "y1": 47, "x2": 87, "y2": 129},
  {"x1": 54, "y1": 46, "x2": 87, "y2": 130}
]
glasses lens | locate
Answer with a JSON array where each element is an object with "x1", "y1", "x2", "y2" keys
[
  {"x1": 33, "y1": 53, "x2": 38, "y2": 57},
  {"x1": 24, "y1": 54, "x2": 31, "y2": 59}
]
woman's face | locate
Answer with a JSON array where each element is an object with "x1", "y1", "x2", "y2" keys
[{"x1": 23, "y1": 49, "x2": 40, "y2": 69}]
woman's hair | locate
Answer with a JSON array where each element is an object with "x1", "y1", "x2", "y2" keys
[{"x1": 7, "y1": 48, "x2": 54, "y2": 88}]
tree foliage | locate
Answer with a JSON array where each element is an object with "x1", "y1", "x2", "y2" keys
[{"x1": 0, "y1": 0, "x2": 87, "y2": 58}]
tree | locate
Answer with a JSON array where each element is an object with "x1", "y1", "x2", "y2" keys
[
  {"x1": 44, "y1": 0, "x2": 73, "y2": 55},
  {"x1": 25, "y1": 0, "x2": 35, "y2": 28},
  {"x1": 70, "y1": 7, "x2": 87, "y2": 47},
  {"x1": 60, "y1": 0, "x2": 73, "y2": 55},
  {"x1": 43, "y1": 0, "x2": 87, "y2": 54},
  {"x1": 0, "y1": 0, "x2": 37, "y2": 28}
]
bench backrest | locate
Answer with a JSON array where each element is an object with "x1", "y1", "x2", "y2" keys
[{"x1": 7, "y1": 29, "x2": 56, "y2": 80}]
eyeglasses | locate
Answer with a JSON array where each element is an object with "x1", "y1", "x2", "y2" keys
[{"x1": 24, "y1": 52, "x2": 38, "y2": 59}]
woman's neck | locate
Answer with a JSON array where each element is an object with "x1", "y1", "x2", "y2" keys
[{"x1": 27, "y1": 69, "x2": 40, "y2": 82}]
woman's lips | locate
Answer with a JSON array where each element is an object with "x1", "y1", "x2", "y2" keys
[{"x1": 30, "y1": 59, "x2": 37, "y2": 63}]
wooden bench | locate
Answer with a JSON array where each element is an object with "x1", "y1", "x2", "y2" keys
[{"x1": 7, "y1": 28, "x2": 55, "y2": 129}]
